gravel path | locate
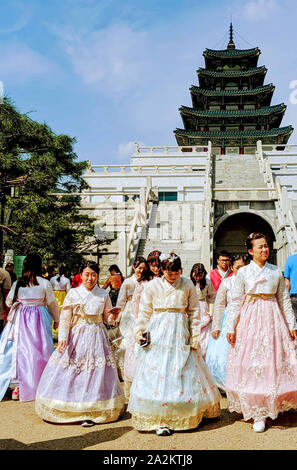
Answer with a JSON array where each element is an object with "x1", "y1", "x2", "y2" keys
[{"x1": 1, "y1": 395, "x2": 297, "y2": 450}]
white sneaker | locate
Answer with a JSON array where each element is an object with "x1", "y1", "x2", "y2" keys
[
  {"x1": 253, "y1": 419, "x2": 266, "y2": 432},
  {"x1": 81, "y1": 420, "x2": 94, "y2": 427},
  {"x1": 156, "y1": 427, "x2": 171, "y2": 436}
]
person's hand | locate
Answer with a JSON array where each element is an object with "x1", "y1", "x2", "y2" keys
[
  {"x1": 138, "y1": 335, "x2": 146, "y2": 345},
  {"x1": 53, "y1": 321, "x2": 59, "y2": 330},
  {"x1": 290, "y1": 330, "x2": 297, "y2": 341},
  {"x1": 109, "y1": 308, "x2": 121, "y2": 324},
  {"x1": 57, "y1": 341, "x2": 67, "y2": 353},
  {"x1": 212, "y1": 330, "x2": 220, "y2": 339},
  {"x1": 227, "y1": 333, "x2": 236, "y2": 347},
  {"x1": 110, "y1": 307, "x2": 121, "y2": 315}
]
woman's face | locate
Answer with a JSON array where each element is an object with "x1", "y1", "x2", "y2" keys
[
  {"x1": 134, "y1": 262, "x2": 146, "y2": 280},
  {"x1": 163, "y1": 269, "x2": 181, "y2": 285},
  {"x1": 193, "y1": 272, "x2": 203, "y2": 282},
  {"x1": 149, "y1": 263, "x2": 161, "y2": 277},
  {"x1": 232, "y1": 259, "x2": 245, "y2": 275},
  {"x1": 248, "y1": 237, "x2": 269, "y2": 264},
  {"x1": 82, "y1": 267, "x2": 98, "y2": 290}
]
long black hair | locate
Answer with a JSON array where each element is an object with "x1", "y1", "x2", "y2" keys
[
  {"x1": 108, "y1": 264, "x2": 124, "y2": 283},
  {"x1": 190, "y1": 263, "x2": 207, "y2": 290},
  {"x1": 57, "y1": 266, "x2": 68, "y2": 282},
  {"x1": 13, "y1": 253, "x2": 42, "y2": 303},
  {"x1": 133, "y1": 256, "x2": 152, "y2": 281},
  {"x1": 80, "y1": 260, "x2": 100, "y2": 275}
]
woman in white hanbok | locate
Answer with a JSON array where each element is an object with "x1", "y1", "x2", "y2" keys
[
  {"x1": 128, "y1": 253, "x2": 221, "y2": 436},
  {"x1": 190, "y1": 263, "x2": 216, "y2": 357},
  {"x1": 205, "y1": 255, "x2": 246, "y2": 391},
  {"x1": 226, "y1": 233, "x2": 297, "y2": 433},
  {"x1": 115, "y1": 257, "x2": 147, "y2": 385}
]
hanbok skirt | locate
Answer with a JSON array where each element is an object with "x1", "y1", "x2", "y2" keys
[
  {"x1": 52, "y1": 290, "x2": 67, "y2": 341},
  {"x1": 205, "y1": 309, "x2": 229, "y2": 391},
  {"x1": 115, "y1": 298, "x2": 134, "y2": 380},
  {"x1": 35, "y1": 322, "x2": 125, "y2": 423},
  {"x1": 109, "y1": 288, "x2": 120, "y2": 307},
  {"x1": 226, "y1": 297, "x2": 297, "y2": 422},
  {"x1": 127, "y1": 311, "x2": 221, "y2": 431},
  {"x1": 198, "y1": 300, "x2": 212, "y2": 357},
  {"x1": 0, "y1": 305, "x2": 54, "y2": 402}
]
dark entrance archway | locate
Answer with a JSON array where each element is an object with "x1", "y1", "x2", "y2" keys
[{"x1": 213, "y1": 212, "x2": 276, "y2": 266}]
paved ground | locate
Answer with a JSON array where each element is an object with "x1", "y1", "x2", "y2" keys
[{"x1": 1, "y1": 393, "x2": 297, "y2": 450}]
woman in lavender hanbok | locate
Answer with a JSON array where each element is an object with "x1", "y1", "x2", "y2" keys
[
  {"x1": 0, "y1": 253, "x2": 59, "y2": 402},
  {"x1": 35, "y1": 261, "x2": 125, "y2": 427},
  {"x1": 226, "y1": 233, "x2": 297, "y2": 433}
]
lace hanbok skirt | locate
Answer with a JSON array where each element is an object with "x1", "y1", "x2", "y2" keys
[
  {"x1": 127, "y1": 311, "x2": 221, "y2": 431},
  {"x1": 35, "y1": 322, "x2": 125, "y2": 423},
  {"x1": 205, "y1": 309, "x2": 229, "y2": 391},
  {"x1": 226, "y1": 297, "x2": 297, "y2": 422},
  {"x1": 198, "y1": 300, "x2": 212, "y2": 357},
  {"x1": 0, "y1": 305, "x2": 54, "y2": 402}
]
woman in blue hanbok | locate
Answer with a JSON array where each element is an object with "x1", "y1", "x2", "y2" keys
[{"x1": 205, "y1": 255, "x2": 246, "y2": 392}]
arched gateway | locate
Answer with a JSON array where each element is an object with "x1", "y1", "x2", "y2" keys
[{"x1": 214, "y1": 212, "x2": 276, "y2": 265}]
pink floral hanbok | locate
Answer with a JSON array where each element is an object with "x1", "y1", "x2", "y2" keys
[{"x1": 226, "y1": 260, "x2": 297, "y2": 422}]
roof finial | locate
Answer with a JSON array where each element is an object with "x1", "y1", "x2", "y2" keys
[{"x1": 227, "y1": 20, "x2": 235, "y2": 49}]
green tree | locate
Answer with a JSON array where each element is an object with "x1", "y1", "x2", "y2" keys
[{"x1": 0, "y1": 98, "x2": 94, "y2": 270}]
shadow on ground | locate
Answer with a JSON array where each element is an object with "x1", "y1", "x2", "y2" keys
[{"x1": 0, "y1": 425, "x2": 133, "y2": 450}]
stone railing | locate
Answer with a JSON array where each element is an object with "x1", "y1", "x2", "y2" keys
[
  {"x1": 256, "y1": 140, "x2": 297, "y2": 259},
  {"x1": 201, "y1": 141, "x2": 213, "y2": 271},
  {"x1": 119, "y1": 179, "x2": 155, "y2": 276},
  {"x1": 261, "y1": 144, "x2": 297, "y2": 153},
  {"x1": 133, "y1": 143, "x2": 210, "y2": 155},
  {"x1": 84, "y1": 163, "x2": 207, "y2": 175}
]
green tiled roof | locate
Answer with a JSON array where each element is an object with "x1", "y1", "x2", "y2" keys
[
  {"x1": 179, "y1": 104, "x2": 286, "y2": 118},
  {"x1": 190, "y1": 84, "x2": 274, "y2": 96},
  {"x1": 197, "y1": 66, "x2": 266, "y2": 78},
  {"x1": 174, "y1": 126, "x2": 293, "y2": 138},
  {"x1": 203, "y1": 47, "x2": 261, "y2": 58}
]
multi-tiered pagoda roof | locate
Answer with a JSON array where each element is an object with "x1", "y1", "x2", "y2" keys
[{"x1": 174, "y1": 24, "x2": 293, "y2": 152}]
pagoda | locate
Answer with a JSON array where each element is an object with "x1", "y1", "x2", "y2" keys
[{"x1": 174, "y1": 24, "x2": 293, "y2": 154}]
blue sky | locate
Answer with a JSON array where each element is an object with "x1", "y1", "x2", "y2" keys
[{"x1": 1, "y1": 0, "x2": 297, "y2": 164}]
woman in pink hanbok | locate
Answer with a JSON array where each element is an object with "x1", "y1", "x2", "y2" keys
[
  {"x1": 226, "y1": 232, "x2": 297, "y2": 433},
  {"x1": 190, "y1": 263, "x2": 216, "y2": 357},
  {"x1": 35, "y1": 261, "x2": 125, "y2": 427}
]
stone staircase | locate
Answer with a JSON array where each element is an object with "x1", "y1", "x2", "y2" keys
[
  {"x1": 214, "y1": 153, "x2": 268, "y2": 197},
  {"x1": 137, "y1": 202, "x2": 203, "y2": 277}
]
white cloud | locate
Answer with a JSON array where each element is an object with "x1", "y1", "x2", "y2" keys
[
  {"x1": 243, "y1": 0, "x2": 281, "y2": 21},
  {"x1": 58, "y1": 24, "x2": 148, "y2": 93},
  {"x1": 0, "y1": 0, "x2": 31, "y2": 34},
  {"x1": 0, "y1": 42, "x2": 59, "y2": 83},
  {"x1": 116, "y1": 140, "x2": 144, "y2": 161}
]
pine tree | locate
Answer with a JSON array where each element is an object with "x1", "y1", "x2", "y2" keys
[{"x1": 0, "y1": 98, "x2": 94, "y2": 270}]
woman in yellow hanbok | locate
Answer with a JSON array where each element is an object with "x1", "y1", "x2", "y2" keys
[{"x1": 50, "y1": 267, "x2": 71, "y2": 340}]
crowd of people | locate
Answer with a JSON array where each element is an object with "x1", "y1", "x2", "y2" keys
[{"x1": 1, "y1": 232, "x2": 297, "y2": 435}]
